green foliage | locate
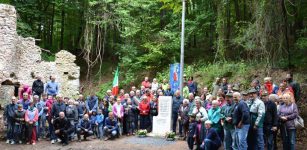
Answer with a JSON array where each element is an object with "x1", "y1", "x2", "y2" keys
[
  {"x1": 41, "y1": 52, "x2": 55, "y2": 61},
  {"x1": 96, "y1": 81, "x2": 112, "y2": 99}
]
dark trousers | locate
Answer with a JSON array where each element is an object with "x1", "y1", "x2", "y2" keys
[
  {"x1": 126, "y1": 121, "x2": 135, "y2": 134},
  {"x1": 187, "y1": 136, "x2": 194, "y2": 150},
  {"x1": 264, "y1": 126, "x2": 276, "y2": 150},
  {"x1": 140, "y1": 115, "x2": 150, "y2": 130},
  {"x1": 14, "y1": 124, "x2": 25, "y2": 142},
  {"x1": 55, "y1": 130, "x2": 73, "y2": 144},
  {"x1": 6, "y1": 119, "x2": 15, "y2": 140},
  {"x1": 281, "y1": 128, "x2": 296, "y2": 150},
  {"x1": 201, "y1": 139, "x2": 220, "y2": 150},
  {"x1": 77, "y1": 129, "x2": 93, "y2": 140},
  {"x1": 134, "y1": 114, "x2": 139, "y2": 131},
  {"x1": 172, "y1": 113, "x2": 178, "y2": 133}
]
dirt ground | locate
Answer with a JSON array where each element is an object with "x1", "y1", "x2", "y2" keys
[{"x1": 0, "y1": 136, "x2": 188, "y2": 150}]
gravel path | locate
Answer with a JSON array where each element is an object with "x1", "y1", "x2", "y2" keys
[{"x1": 0, "y1": 136, "x2": 188, "y2": 150}]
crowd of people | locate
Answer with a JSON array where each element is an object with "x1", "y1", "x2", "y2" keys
[{"x1": 3, "y1": 73, "x2": 301, "y2": 150}]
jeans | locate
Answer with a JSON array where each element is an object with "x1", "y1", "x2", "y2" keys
[
  {"x1": 235, "y1": 124, "x2": 250, "y2": 150},
  {"x1": 103, "y1": 126, "x2": 117, "y2": 138},
  {"x1": 255, "y1": 127, "x2": 264, "y2": 150},
  {"x1": 126, "y1": 121, "x2": 135, "y2": 134},
  {"x1": 172, "y1": 113, "x2": 178, "y2": 133},
  {"x1": 281, "y1": 128, "x2": 296, "y2": 150},
  {"x1": 98, "y1": 123, "x2": 104, "y2": 139},
  {"x1": 134, "y1": 114, "x2": 139, "y2": 131},
  {"x1": 224, "y1": 128, "x2": 235, "y2": 150},
  {"x1": 6, "y1": 119, "x2": 15, "y2": 140},
  {"x1": 39, "y1": 115, "x2": 47, "y2": 138},
  {"x1": 264, "y1": 126, "x2": 275, "y2": 150},
  {"x1": 48, "y1": 119, "x2": 56, "y2": 140}
]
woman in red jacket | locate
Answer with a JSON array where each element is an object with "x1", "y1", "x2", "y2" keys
[{"x1": 138, "y1": 96, "x2": 150, "y2": 130}]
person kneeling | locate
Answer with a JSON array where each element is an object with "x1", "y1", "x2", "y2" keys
[
  {"x1": 104, "y1": 112, "x2": 119, "y2": 141},
  {"x1": 53, "y1": 112, "x2": 74, "y2": 146},
  {"x1": 200, "y1": 120, "x2": 222, "y2": 150},
  {"x1": 77, "y1": 114, "x2": 93, "y2": 142}
]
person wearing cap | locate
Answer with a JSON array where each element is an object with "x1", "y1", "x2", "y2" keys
[
  {"x1": 247, "y1": 88, "x2": 265, "y2": 150},
  {"x1": 262, "y1": 92, "x2": 278, "y2": 150},
  {"x1": 200, "y1": 120, "x2": 222, "y2": 150},
  {"x1": 25, "y1": 99, "x2": 39, "y2": 145},
  {"x1": 32, "y1": 75, "x2": 44, "y2": 99},
  {"x1": 285, "y1": 73, "x2": 300, "y2": 102},
  {"x1": 241, "y1": 91, "x2": 249, "y2": 102},
  {"x1": 53, "y1": 112, "x2": 74, "y2": 146},
  {"x1": 232, "y1": 92, "x2": 250, "y2": 150},
  {"x1": 220, "y1": 92, "x2": 236, "y2": 150},
  {"x1": 4, "y1": 96, "x2": 18, "y2": 144},
  {"x1": 13, "y1": 104, "x2": 26, "y2": 144},
  {"x1": 105, "y1": 90, "x2": 112, "y2": 101},
  {"x1": 208, "y1": 100, "x2": 222, "y2": 140},
  {"x1": 172, "y1": 90, "x2": 183, "y2": 134}
]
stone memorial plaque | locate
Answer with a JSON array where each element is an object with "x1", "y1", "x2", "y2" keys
[{"x1": 152, "y1": 96, "x2": 173, "y2": 136}]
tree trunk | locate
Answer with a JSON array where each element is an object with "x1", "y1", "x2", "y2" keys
[{"x1": 60, "y1": 0, "x2": 65, "y2": 50}]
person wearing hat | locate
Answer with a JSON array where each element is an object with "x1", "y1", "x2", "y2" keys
[
  {"x1": 200, "y1": 120, "x2": 222, "y2": 150},
  {"x1": 262, "y1": 92, "x2": 278, "y2": 150},
  {"x1": 247, "y1": 88, "x2": 265, "y2": 150},
  {"x1": 25, "y1": 99, "x2": 39, "y2": 145},
  {"x1": 220, "y1": 92, "x2": 236, "y2": 150},
  {"x1": 241, "y1": 91, "x2": 249, "y2": 102},
  {"x1": 12, "y1": 104, "x2": 26, "y2": 144}
]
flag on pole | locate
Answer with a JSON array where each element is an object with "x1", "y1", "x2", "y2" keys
[{"x1": 112, "y1": 67, "x2": 119, "y2": 96}]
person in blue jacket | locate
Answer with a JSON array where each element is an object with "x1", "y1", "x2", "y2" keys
[
  {"x1": 77, "y1": 114, "x2": 93, "y2": 142},
  {"x1": 95, "y1": 109, "x2": 104, "y2": 140},
  {"x1": 104, "y1": 112, "x2": 119, "y2": 141},
  {"x1": 200, "y1": 120, "x2": 222, "y2": 150},
  {"x1": 187, "y1": 115, "x2": 197, "y2": 150}
]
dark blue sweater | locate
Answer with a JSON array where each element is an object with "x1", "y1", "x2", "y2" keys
[
  {"x1": 172, "y1": 96, "x2": 183, "y2": 114},
  {"x1": 232, "y1": 100, "x2": 250, "y2": 126},
  {"x1": 204, "y1": 128, "x2": 222, "y2": 147}
]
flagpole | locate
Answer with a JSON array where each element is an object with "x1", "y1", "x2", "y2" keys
[{"x1": 179, "y1": 0, "x2": 186, "y2": 96}]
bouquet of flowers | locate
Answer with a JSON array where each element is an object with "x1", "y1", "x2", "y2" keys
[
  {"x1": 137, "y1": 129, "x2": 147, "y2": 137},
  {"x1": 165, "y1": 131, "x2": 176, "y2": 141}
]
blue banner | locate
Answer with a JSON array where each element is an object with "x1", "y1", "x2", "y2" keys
[{"x1": 169, "y1": 63, "x2": 181, "y2": 93}]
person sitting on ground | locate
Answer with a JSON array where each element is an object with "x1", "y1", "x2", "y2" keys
[
  {"x1": 77, "y1": 114, "x2": 93, "y2": 142},
  {"x1": 200, "y1": 120, "x2": 222, "y2": 150},
  {"x1": 53, "y1": 112, "x2": 74, "y2": 146},
  {"x1": 104, "y1": 112, "x2": 119, "y2": 141}
]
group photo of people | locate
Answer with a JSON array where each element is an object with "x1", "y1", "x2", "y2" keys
[{"x1": 3, "y1": 73, "x2": 302, "y2": 150}]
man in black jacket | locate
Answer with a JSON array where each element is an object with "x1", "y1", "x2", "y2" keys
[
  {"x1": 4, "y1": 97, "x2": 18, "y2": 144},
  {"x1": 32, "y1": 75, "x2": 44, "y2": 98},
  {"x1": 262, "y1": 92, "x2": 278, "y2": 150},
  {"x1": 77, "y1": 114, "x2": 93, "y2": 142},
  {"x1": 53, "y1": 112, "x2": 74, "y2": 146}
]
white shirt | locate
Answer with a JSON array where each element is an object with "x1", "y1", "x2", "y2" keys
[{"x1": 192, "y1": 107, "x2": 208, "y2": 122}]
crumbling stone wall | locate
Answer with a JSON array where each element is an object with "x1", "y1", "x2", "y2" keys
[{"x1": 0, "y1": 4, "x2": 80, "y2": 106}]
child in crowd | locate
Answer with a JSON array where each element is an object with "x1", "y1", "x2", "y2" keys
[
  {"x1": 90, "y1": 111, "x2": 98, "y2": 138},
  {"x1": 96, "y1": 109, "x2": 104, "y2": 140},
  {"x1": 187, "y1": 115, "x2": 197, "y2": 150},
  {"x1": 13, "y1": 104, "x2": 26, "y2": 144}
]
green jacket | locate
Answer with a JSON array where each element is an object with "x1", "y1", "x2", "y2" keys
[
  {"x1": 220, "y1": 102, "x2": 235, "y2": 130},
  {"x1": 248, "y1": 98, "x2": 265, "y2": 128}
]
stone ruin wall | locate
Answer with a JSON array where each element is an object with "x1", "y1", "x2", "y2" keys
[{"x1": 0, "y1": 4, "x2": 80, "y2": 107}]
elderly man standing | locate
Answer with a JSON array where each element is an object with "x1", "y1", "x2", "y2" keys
[
  {"x1": 220, "y1": 93, "x2": 235, "y2": 150},
  {"x1": 262, "y1": 93, "x2": 278, "y2": 150},
  {"x1": 172, "y1": 90, "x2": 183, "y2": 134},
  {"x1": 45, "y1": 76, "x2": 59, "y2": 97},
  {"x1": 4, "y1": 97, "x2": 18, "y2": 144},
  {"x1": 233, "y1": 92, "x2": 250, "y2": 150},
  {"x1": 247, "y1": 89, "x2": 265, "y2": 150},
  {"x1": 32, "y1": 75, "x2": 44, "y2": 99},
  {"x1": 53, "y1": 112, "x2": 74, "y2": 146}
]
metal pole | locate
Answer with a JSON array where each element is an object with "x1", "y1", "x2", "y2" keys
[{"x1": 179, "y1": 0, "x2": 185, "y2": 96}]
